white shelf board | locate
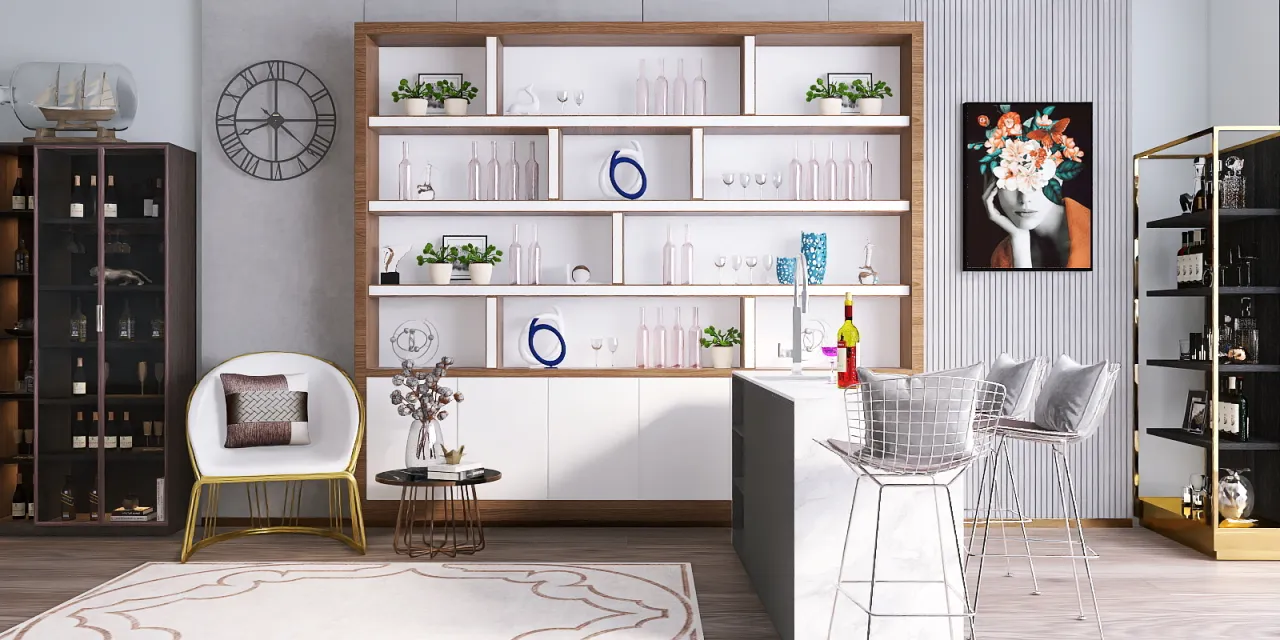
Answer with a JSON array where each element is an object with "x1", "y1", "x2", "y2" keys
[
  {"x1": 369, "y1": 284, "x2": 910, "y2": 298},
  {"x1": 369, "y1": 199, "x2": 910, "y2": 215},
  {"x1": 368, "y1": 114, "x2": 911, "y2": 135}
]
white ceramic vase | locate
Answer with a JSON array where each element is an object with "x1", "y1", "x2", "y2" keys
[
  {"x1": 405, "y1": 419, "x2": 446, "y2": 468},
  {"x1": 709, "y1": 346, "x2": 734, "y2": 369},
  {"x1": 469, "y1": 263, "x2": 494, "y2": 285},
  {"x1": 403, "y1": 98, "x2": 429, "y2": 116},
  {"x1": 444, "y1": 98, "x2": 468, "y2": 116},
  {"x1": 427, "y1": 263, "x2": 452, "y2": 285},
  {"x1": 818, "y1": 97, "x2": 843, "y2": 115},
  {"x1": 856, "y1": 97, "x2": 883, "y2": 115}
]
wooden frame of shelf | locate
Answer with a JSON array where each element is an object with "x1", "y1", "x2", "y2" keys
[{"x1": 355, "y1": 21, "x2": 925, "y2": 525}]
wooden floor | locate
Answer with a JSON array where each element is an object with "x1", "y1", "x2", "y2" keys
[{"x1": 1, "y1": 526, "x2": 1277, "y2": 639}]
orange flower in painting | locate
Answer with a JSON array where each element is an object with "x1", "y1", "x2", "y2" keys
[
  {"x1": 1051, "y1": 150, "x2": 1064, "y2": 165},
  {"x1": 1028, "y1": 117, "x2": 1071, "y2": 147},
  {"x1": 984, "y1": 134, "x2": 1005, "y2": 153},
  {"x1": 997, "y1": 111, "x2": 1022, "y2": 135},
  {"x1": 977, "y1": 114, "x2": 990, "y2": 127},
  {"x1": 1030, "y1": 146, "x2": 1049, "y2": 168},
  {"x1": 1062, "y1": 138, "x2": 1084, "y2": 161}
]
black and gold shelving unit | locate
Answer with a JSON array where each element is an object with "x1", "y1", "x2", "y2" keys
[{"x1": 1135, "y1": 125, "x2": 1280, "y2": 560}]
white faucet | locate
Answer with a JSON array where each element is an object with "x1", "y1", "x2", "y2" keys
[{"x1": 778, "y1": 252, "x2": 809, "y2": 376}]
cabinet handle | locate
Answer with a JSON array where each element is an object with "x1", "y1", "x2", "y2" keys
[{"x1": 96, "y1": 304, "x2": 103, "y2": 333}]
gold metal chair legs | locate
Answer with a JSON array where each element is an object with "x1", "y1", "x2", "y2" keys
[{"x1": 180, "y1": 473, "x2": 367, "y2": 562}]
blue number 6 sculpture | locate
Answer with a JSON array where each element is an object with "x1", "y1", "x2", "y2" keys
[
  {"x1": 598, "y1": 140, "x2": 647, "y2": 200},
  {"x1": 527, "y1": 317, "x2": 566, "y2": 368}
]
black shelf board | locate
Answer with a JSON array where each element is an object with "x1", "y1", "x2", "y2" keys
[
  {"x1": 0, "y1": 392, "x2": 33, "y2": 400},
  {"x1": 1148, "y1": 427, "x2": 1280, "y2": 451},
  {"x1": 1147, "y1": 287, "x2": 1280, "y2": 297},
  {"x1": 38, "y1": 394, "x2": 165, "y2": 406},
  {"x1": 0, "y1": 210, "x2": 34, "y2": 219},
  {"x1": 1146, "y1": 359, "x2": 1280, "y2": 372},
  {"x1": 35, "y1": 449, "x2": 164, "y2": 461},
  {"x1": 0, "y1": 455, "x2": 35, "y2": 465},
  {"x1": 39, "y1": 218, "x2": 97, "y2": 226},
  {"x1": 105, "y1": 218, "x2": 163, "y2": 226},
  {"x1": 0, "y1": 273, "x2": 33, "y2": 278},
  {"x1": 40, "y1": 285, "x2": 165, "y2": 293},
  {"x1": 1146, "y1": 208, "x2": 1280, "y2": 229},
  {"x1": 0, "y1": 335, "x2": 32, "y2": 341},
  {"x1": 40, "y1": 341, "x2": 163, "y2": 350}
]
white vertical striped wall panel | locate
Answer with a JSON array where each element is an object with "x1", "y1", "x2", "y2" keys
[{"x1": 906, "y1": 0, "x2": 1134, "y2": 519}]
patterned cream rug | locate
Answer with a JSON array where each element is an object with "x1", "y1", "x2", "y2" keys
[{"x1": 2, "y1": 562, "x2": 703, "y2": 639}]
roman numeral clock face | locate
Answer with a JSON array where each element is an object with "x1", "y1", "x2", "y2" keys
[{"x1": 216, "y1": 60, "x2": 336, "y2": 180}]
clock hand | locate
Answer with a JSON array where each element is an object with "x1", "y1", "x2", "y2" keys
[
  {"x1": 239, "y1": 121, "x2": 271, "y2": 135},
  {"x1": 278, "y1": 122, "x2": 306, "y2": 148}
]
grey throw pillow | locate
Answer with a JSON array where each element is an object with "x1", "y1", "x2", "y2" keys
[
  {"x1": 852, "y1": 363, "x2": 985, "y2": 471},
  {"x1": 1033, "y1": 355, "x2": 1115, "y2": 433},
  {"x1": 985, "y1": 354, "x2": 1047, "y2": 419}
]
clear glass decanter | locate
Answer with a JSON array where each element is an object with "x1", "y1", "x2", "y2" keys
[
  {"x1": 789, "y1": 142, "x2": 803, "y2": 200},
  {"x1": 858, "y1": 141, "x2": 874, "y2": 200},
  {"x1": 509, "y1": 223, "x2": 524, "y2": 284},
  {"x1": 806, "y1": 141, "x2": 820, "y2": 201},
  {"x1": 652, "y1": 58, "x2": 668, "y2": 116},
  {"x1": 672, "y1": 58, "x2": 687, "y2": 116},
  {"x1": 654, "y1": 308, "x2": 667, "y2": 368},
  {"x1": 467, "y1": 141, "x2": 481, "y2": 200},
  {"x1": 688, "y1": 307, "x2": 702, "y2": 369},
  {"x1": 398, "y1": 141, "x2": 412, "y2": 200},
  {"x1": 822, "y1": 141, "x2": 838, "y2": 201},
  {"x1": 485, "y1": 141, "x2": 500, "y2": 201},
  {"x1": 416, "y1": 164, "x2": 435, "y2": 200},
  {"x1": 672, "y1": 307, "x2": 685, "y2": 368},
  {"x1": 636, "y1": 308, "x2": 650, "y2": 368},
  {"x1": 691, "y1": 58, "x2": 707, "y2": 115},
  {"x1": 635, "y1": 60, "x2": 649, "y2": 116},
  {"x1": 505, "y1": 141, "x2": 520, "y2": 201},
  {"x1": 680, "y1": 224, "x2": 695, "y2": 285},
  {"x1": 662, "y1": 225, "x2": 677, "y2": 285},
  {"x1": 842, "y1": 141, "x2": 856, "y2": 201},
  {"x1": 525, "y1": 140, "x2": 540, "y2": 200}
]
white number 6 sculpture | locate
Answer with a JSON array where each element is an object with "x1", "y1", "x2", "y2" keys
[{"x1": 598, "y1": 140, "x2": 647, "y2": 200}]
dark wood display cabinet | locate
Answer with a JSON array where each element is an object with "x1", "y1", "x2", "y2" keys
[{"x1": 0, "y1": 143, "x2": 195, "y2": 535}]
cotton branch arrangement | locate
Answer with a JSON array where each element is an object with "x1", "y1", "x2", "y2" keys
[{"x1": 390, "y1": 356, "x2": 464, "y2": 461}]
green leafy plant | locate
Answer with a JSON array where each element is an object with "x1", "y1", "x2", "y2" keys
[
  {"x1": 805, "y1": 78, "x2": 855, "y2": 103},
  {"x1": 416, "y1": 242, "x2": 459, "y2": 265},
  {"x1": 849, "y1": 79, "x2": 894, "y2": 100},
  {"x1": 459, "y1": 243, "x2": 503, "y2": 265},
  {"x1": 425, "y1": 79, "x2": 479, "y2": 103},
  {"x1": 700, "y1": 326, "x2": 742, "y2": 348},
  {"x1": 391, "y1": 78, "x2": 431, "y2": 102}
]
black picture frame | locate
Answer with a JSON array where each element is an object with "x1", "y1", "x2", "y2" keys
[
  {"x1": 442, "y1": 234, "x2": 487, "y2": 282},
  {"x1": 416, "y1": 73, "x2": 464, "y2": 112},
  {"x1": 1183, "y1": 390, "x2": 1209, "y2": 435},
  {"x1": 826, "y1": 72, "x2": 872, "y2": 114}
]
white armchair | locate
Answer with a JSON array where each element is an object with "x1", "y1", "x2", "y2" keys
[{"x1": 181, "y1": 352, "x2": 366, "y2": 561}]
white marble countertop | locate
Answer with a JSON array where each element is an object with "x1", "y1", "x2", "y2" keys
[{"x1": 733, "y1": 370, "x2": 846, "y2": 402}]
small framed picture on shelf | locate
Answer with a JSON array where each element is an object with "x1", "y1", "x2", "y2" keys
[
  {"x1": 827, "y1": 73, "x2": 872, "y2": 114},
  {"x1": 1183, "y1": 390, "x2": 1209, "y2": 435},
  {"x1": 442, "y1": 234, "x2": 486, "y2": 282},
  {"x1": 417, "y1": 73, "x2": 463, "y2": 113}
]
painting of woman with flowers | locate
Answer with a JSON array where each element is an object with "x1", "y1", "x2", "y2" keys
[{"x1": 963, "y1": 102, "x2": 1092, "y2": 270}]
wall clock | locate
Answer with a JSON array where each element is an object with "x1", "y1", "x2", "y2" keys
[{"x1": 215, "y1": 60, "x2": 336, "y2": 181}]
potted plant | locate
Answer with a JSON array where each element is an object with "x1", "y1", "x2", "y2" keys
[
  {"x1": 417, "y1": 243, "x2": 459, "y2": 285},
  {"x1": 700, "y1": 326, "x2": 742, "y2": 369},
  {"x1": 426, "y1": 79, "x2": 479, "y2": 116},
  {"x1": 391, "y1": 79, "x2": 432, "y2": 116},
  {"x1": 849, "y1": 79, "x2": 893, "y2": 116},
  {"x1": 459, "y1": 243, "x2": 503, "y2": 285},
  {"x1": 806, "y1": 78, "x2": 855, "y2": 116}
]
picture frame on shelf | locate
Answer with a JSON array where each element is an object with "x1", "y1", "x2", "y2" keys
[
  {"x1": 1182, "y1": 390, "x2": 1208, "y2": 435},
  {"x1": 827, "y1": 73, "x2": 872, "y2": 114},
  {"x1": 416, "y1": 73, "x2": 464, "y2": 113},
  {"x1": 442, "y1": 234, "x2": 486, "y2": 282}
]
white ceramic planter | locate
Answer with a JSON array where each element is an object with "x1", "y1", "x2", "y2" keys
[
  {"x1": 818, "y1": 97, "x2": 843, "y2": 116},
  {"x1": 403, "y1": 98, "x2": 429, "y2": 116},
  {"x1": 856, "y1": 97, "x2": 884, "y2": 115},
  {"x1": 427, "y1": 263, "x2": 452, "y2": 285},
  {"x1": 469, "y1": 262, "x2": 494, "y2": 285},
  {"x1": 444, "y1": 98, "x2": 468, "y2": 116},
  {"x1": 709, "y1": 346, "x2": 735, "y2": 369}
]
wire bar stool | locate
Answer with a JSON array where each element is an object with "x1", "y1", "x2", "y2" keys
[{"x1": 819, "y1": 376, "x2": 1005, "y2": 640}]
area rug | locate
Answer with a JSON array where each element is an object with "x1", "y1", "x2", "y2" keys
[{"x1": 1, "y1": 562, "x2": 703, "y2": 639}]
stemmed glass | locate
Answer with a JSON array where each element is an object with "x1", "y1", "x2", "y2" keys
[
  {"x1": 763, "y1": 254, "x2": 775, "y2": 284},
  {"x1": 607, "y1": 338, "x2": 619, "y2": 367},
  {"x1": 714, "y1": 256, "x2": 728, "y2": 284},
  {"x1": 574, "y1": 90, "x2": 585, "y2": 111},
  {"x1": 136, "y1": 362, "x2": 148, "y2": 394},
  {"x1": 731, "y1": 255, "x2": 743, "y2": 284},
  {"x1": 721, "y1": 173, "x2": 735, "y2": 199},
  {"x1": 771, "y1": 173, "x2": 783, "y2": 199},
  {"x1": 745, "y1": 255, "x2": 759, "y2": 284},
  {"x1": 739, "y1": 172, "x2": 750, "y2": 200},
  {"x1": 754, "y1": 173, "x2": 767, "y2": 199},
  {"x1": 591, "y1": 338, "x2": 603, "y2": 367},
  {"x1": 556, "y1": 90, "x2": 569, "y2": 113},
  {"x1": 154, "y1": 362, "x2": 165, "y2": 392}
]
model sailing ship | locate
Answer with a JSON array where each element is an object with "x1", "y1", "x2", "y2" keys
[{"x1": 28, "y1": 66, "x2": 122, "y2": 141}]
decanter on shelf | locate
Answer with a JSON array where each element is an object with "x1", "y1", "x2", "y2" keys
[
  {"x1": 680, "y1": 224, "x2": 695, "y2": 285},
  {"x1": 505, "y1": 141, "x2": 520, "y2": 201},
  {"x1": 687, "y1": 307, "x2": 702, "y2": 369},
  {"x1": 485, "y1": 141, "x2": 500, "y2": 201},
  {"x1": 806, "y1": 141, "x2": 820, "y2": 201},
  {"x1": 672, "y1": 58, "x2": 687, "y2": 116},
  {"x1": 822, "y1": 141, "x2": 838, "y2": 201},
  {"x1": 691, "y1": 58, "x2": 707, "y2": 115},
  {"x1": 842, "y1": 141, "x2": 857, "y2": 200},
  {"x1": 397, "y1": 141, "x2": 412, "y2": 200},
  {"x1": 662, "y1": 225, "x2": 677, "y2": 285},
  {"x1": 636, "y1": 308, "x2": 650, "y2": 368},
  {"x1": 467, "y1": 141, "x2": 481, "y2": 201},
  {"x1": 525, "y1": 140, "x2": 540, "y2": 200},
  {"x1": 509, "y1": 224, "x2": 525, "y2": 285},
  {"x1": 857, "y1": 141, "x2": 874, "y2": 200},
  {"x1": 857, "y1": 240, "x2": 880, "y2": 284},
  {"x1": 653, "y1": 308, "x2": 667, "y2": 369},
  {"x1": 672, "y1": 307, "x2": 686, "y2": 368},
  {"x1": 652, "y1": 58, "x2": 669, "y2": 116},
  {"x1": 789, "y1": 142, "x2": 803, "y2": 200},
  {"x1": 635, "y1": 60, "x2": 649, "y2": 116}
]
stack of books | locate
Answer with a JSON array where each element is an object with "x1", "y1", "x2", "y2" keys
[
  {"x1": 109, "y1": 506, "x2": 156, "y2": 522},
  {"x1": 425, "y1": 462, "x2": 485, "y2": 481}
]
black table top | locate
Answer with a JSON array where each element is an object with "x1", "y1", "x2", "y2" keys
[{"x1": 375, "y1": 468, "x2": 502, "y2": 487}]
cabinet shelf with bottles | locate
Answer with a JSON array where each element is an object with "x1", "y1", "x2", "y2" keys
[{"x1": 0, "y1": 142, "x2": 194, "y2": 534}]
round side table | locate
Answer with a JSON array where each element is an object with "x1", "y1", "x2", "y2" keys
[{"x1": 375, "y1": 468, "x2": 502, "y2": 559}]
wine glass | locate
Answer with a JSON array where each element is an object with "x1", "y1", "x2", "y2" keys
[
  {"x1": 136, "y1": 361, "x2": 148, "y2": 394},
  {"x1": 731, "y1": 255, "x2": 743, "y2": 284},
  {"x1": 739, "y1": 172, "x2": 750, "y2": 199},
  {"x1": 754, "y1": 173, "x2": 767, "y2": 199},
  {"x1": 721, "y1": 173, "x2": 735, "y2": 199},
  {"x1": 714, "y1": 256, "x2": 728, "y2": 284},
  {"x1": 607, "y1": 337, "x2": 619, "y2": 367},
  {"x1": 763, "y1": 254, "x2": 775, "y2": 284},
  {"x1": 771, "y1": 172, "x2": 783, "y2": 199},
  {"x1": 591, "y1": 338, "x2": 603, "y2": 367},
  {"x1": 556, "y1": 90, "x2": 569, "y2": 113},
  {"x1": 155, "y1": 362, "x2": 165, "y2": 392},
  {"x1": 574, "y1": 90, "x2": 585, "y2": 111},
  {"x1": 745, "y1": 255, "x2": 759, "y2": 284}
]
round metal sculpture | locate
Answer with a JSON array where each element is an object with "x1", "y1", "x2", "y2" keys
[
  {"x1": 215, "y1": 60, "x2": 336, "y2": 181},
  {"x1": 390, "y1": 319, "x2": 440, "y2": 366}
]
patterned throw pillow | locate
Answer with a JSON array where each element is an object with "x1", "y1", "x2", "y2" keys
[{"x1": 221, "y1": 373, "x2": 310, "y2": 448}]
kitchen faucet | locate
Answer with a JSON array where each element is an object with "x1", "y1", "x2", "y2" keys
[{"x1": 782, "y1": 252, "x2": 808, "y2": 375}]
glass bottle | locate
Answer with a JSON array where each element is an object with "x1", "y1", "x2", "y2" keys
[
  {"x1": 691, "y1": 58, "x2": 707, "y2": 115},
  {"x1": 652, "y1": 58, "x2": 669, "y2": 116},
  {"x1": 397, "y1": 141, "x2": 412, "y2": 200},
  {"x1": 89, "y1": 487, "x2": 99, "y2": 521},
  {"x1": 680, "y1": 224, "x2": 695, "y2": 285},
  {"x1": 806, "y1": 141, "x2": 820, "y2": 201},
  {"x1": 60, "y1": 474, "x2": 76, "y2": 521},
  {"x1": 467, "y1": 142, "x2": 481, "y2": 201},
  {"x1": 858, "y1": 141, "x2": 874, "y2": 200},
  {"x1": 688, "y1": 307, "x2": 702, "y2": 368},
  {"x1": 505, "y1": 141, "x2": 520, "y2": 201},
  {"x1": 654, "y1": 308, "x2": 667, "y2": 369},
  {"x1": 485, "y1": 141, "x2": 500, "y2": 201},
  {"x1": 673, "y1": 58, "x2": 688, "y2": 116},
  {"x1": 150, "y1": 299, "x2": 164, "y2": 340},
  {"x1": 103, "y1": 175, "x2": 117, "y2": 218},
  {"x1": 117, "y1": 301, "x2": 135, "y2": 341},
  {"x1": 836, "y1": 293, "x2": 862, "y2": 388},
  {"x1": 636, "y1": 308, "x2": 650, "y2": 368},
  {"x1": 529, "y1": 223, "x2": 542, "y2": 285},
  {"x1": 14, "y1": 237, "x2": 29, "y2": 274},
  {"x1": 415, "y1": 164, "x2": 435, "y2": 200},
  {"x1": 822, "y1": 141, "x2": 838, "y2": 201},
  {"x1": 789, "y1": 142, "x2": 803, "y2": 200},
  {"x1": 509, "y1": 224, "x2": 524, "y2": 285},
  {"x1": 672, "y1": 307, "x2": 686, "y2": 368},
  {"x1": 72, "y1": 358, "x2": 87, "y2": 395},
  {"x1": 72, "y1": 297, "x2": 90, "y2": 342},
  {"x1": 843, "y1": 141, "x2": 857, "y2": 200},
  {"x1": 662, "y1": 225, "x2": 677, "y2": 285},
  {"x1": 635, "y1": 60, "x2": 649, "y2": 116},
  {"x1": 525, "y1": 140, "x2": 540, "y2": 200},
  {"x1": 22, "y1": 358, "x2": 33, "y2": 393}
]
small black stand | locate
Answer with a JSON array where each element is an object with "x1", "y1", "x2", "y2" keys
[{"x1": 380, "y1": 272, "x2": 401, "y2": 285}]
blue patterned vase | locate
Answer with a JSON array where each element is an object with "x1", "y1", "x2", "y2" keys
[
  {"x1": 776, "y1": 257, "x2": 797, "y2": 285},
  {"x1": 801, "y1": 232, "x2": 827, "y2": 284}
]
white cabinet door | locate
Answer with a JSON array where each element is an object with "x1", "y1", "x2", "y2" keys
[
  {"x1": 548, "y1": 378, "x2": 640, "y2": 500},
  {"x1": 638, "y1": 378, "x2": 732, "y2": 500},
  {"x1": 455, "y1": 378, "x2": 549, "y2": 500},
  {"x1": 364, "y1": 377, "x2": 460, "y2": 501}
]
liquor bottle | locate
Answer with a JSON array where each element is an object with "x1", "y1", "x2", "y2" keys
[
  {"x1": 10, "y1": 167, "x2": 26, "y2": 211},
  {"x1": 1233, "y1": 376, "x2": 1250, "y2": 442},
  {"x1": 1175, "y1": 232, "x2": 1189, "y2": 286},
  {"x1": 788, "y1": 142, "x2": 803, "y2": 201},
  {"x1": 70, "y1": 298, "x2": 88, "y2": 342},
  {"x1": 524, "y1": 140, "x2": 540, "y2": 201},
  {"x1": 88, "y1": 487, "x2": 99, "y2": 521},
  {"x1": 88, "y1": 175, "x2": 98, "y2": 217},
  {"x1": 635, "y1": 60, "x2": 649, "y2": 116},
  {"x1": 11, "y1": 473, "x2": 26, "y2": 520},
  {"x1": 654, "y1": 308, "x2": 667, "y2": 369},
  {"x1": 14, "y1": 237, "x2": 29, "y2": 274},
  {"x1": 1183, "y1": 230, "x2": 1201, "y2": 289},
  {"x1": 1200, "y1": 230, "x2": 1214, "y2": 288},
  {"x1": 150, "y1": 299, "x2": 164, "y2": 340},
  {"x1": 103, "y1": 175, "x2": 118, "y2": 217},
  {"x1": 87, "y1": 411, "x2": 100, "y2": 449},
  {"x1": 529, "y1": 223, "x2": 542, "y2": 285},
  {"x1": 70, "y1": 175, "x2": 86, "y2": 218},
  {"x1": 72, "y1": 357, "x2": 87, "y2": 395},
  {"x1": 485, "y1": 141, "x2": 500, "y2": 201},
  {"x1": 72, "y1": 411, "x2": 87, "y2": 449},
  {"x1": 636, "y1": 307, "x2": 650, "y2": 368},
  {"x1": 836, "y1": 293, "x2": 862, "y2": 389},
  {"x1": 805, "y1": 142, "x2": 820, "y2": 201},
  {"x1": 1237, "y1": 297, "x2": 1259, "y2": 363},
  {"x1": 103, "y1": 411, "x2": 118, "y2": 449},
  {"x1": 509, "y1": 224, "x2": 524, "y2": 285},
  {"x1": 652, "y1": 58, "x2": 668, "y2": 115},
  {"x1": 466, "y1": 142, "x2": 481, "y2": 201},
  {"x1": 24, "y1": 477, "x2": 32, "y2": 519},
  {"x1": 22, "y1": 358, "x2": 34, "y2": 393},
  {"x1": 505, "y1": 141, "x2": 520, "y2": 201},
  {"x1": 691, "y1": 58, "x2": 707, "y2": 116},
  {"x1": 672, "y1": 307, "x2": 686, "y2": 369},
  {"x1": 60, "y1": 475, "x2": 76, "y2": 521},
  {"x1": 119, "y1": 411, "x2": 133, "y2": 450},
  {"x1": 688, "y1": 306, "x2": 702, "y2": 369},
  {"x1": 822, "y1": 141, "x2": 838, "y2": 201},
  {"x1": 661, "y1": 225, "x2": 677, "y2": 285},
  {"x1": 117, "y1": 300, "x2": 135, "y2": 341},
  {"x1": 672, "y1": 58, "x2": 687, "y2": 115},
  {"x1": 680, "y1": 224, "x2": 695, "y2": 285}
]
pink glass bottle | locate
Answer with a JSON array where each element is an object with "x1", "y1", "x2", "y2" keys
[
  {"x1": 672, "y1": 307, "x2": 686, "y2": 368},
  {"x1": 654, "y1": 308, "x2": 667, "y2": 369},
  {"x1": 636, "y1": 308, "x2": 650, "y2": 369},
  {"x1": 688, "y1": 307, "x2": 702, "y2": 368}
]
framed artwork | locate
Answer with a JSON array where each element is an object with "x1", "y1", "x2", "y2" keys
[
  {"x1": 416, "y1": 73, "x2": 464, "y2": 113},
  {"x1": 442, "y1": 234, "x2": 486, "y2": 282},
  {"x1": 1183, "y1": 390, "x2": 1209, "y2": 435},
  {"x1": 827, "y1": 72, "x2": 872, "y2": 114},
  {"x1": 962, "y1": 102, "x2": 1093, "y2": 271}
]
